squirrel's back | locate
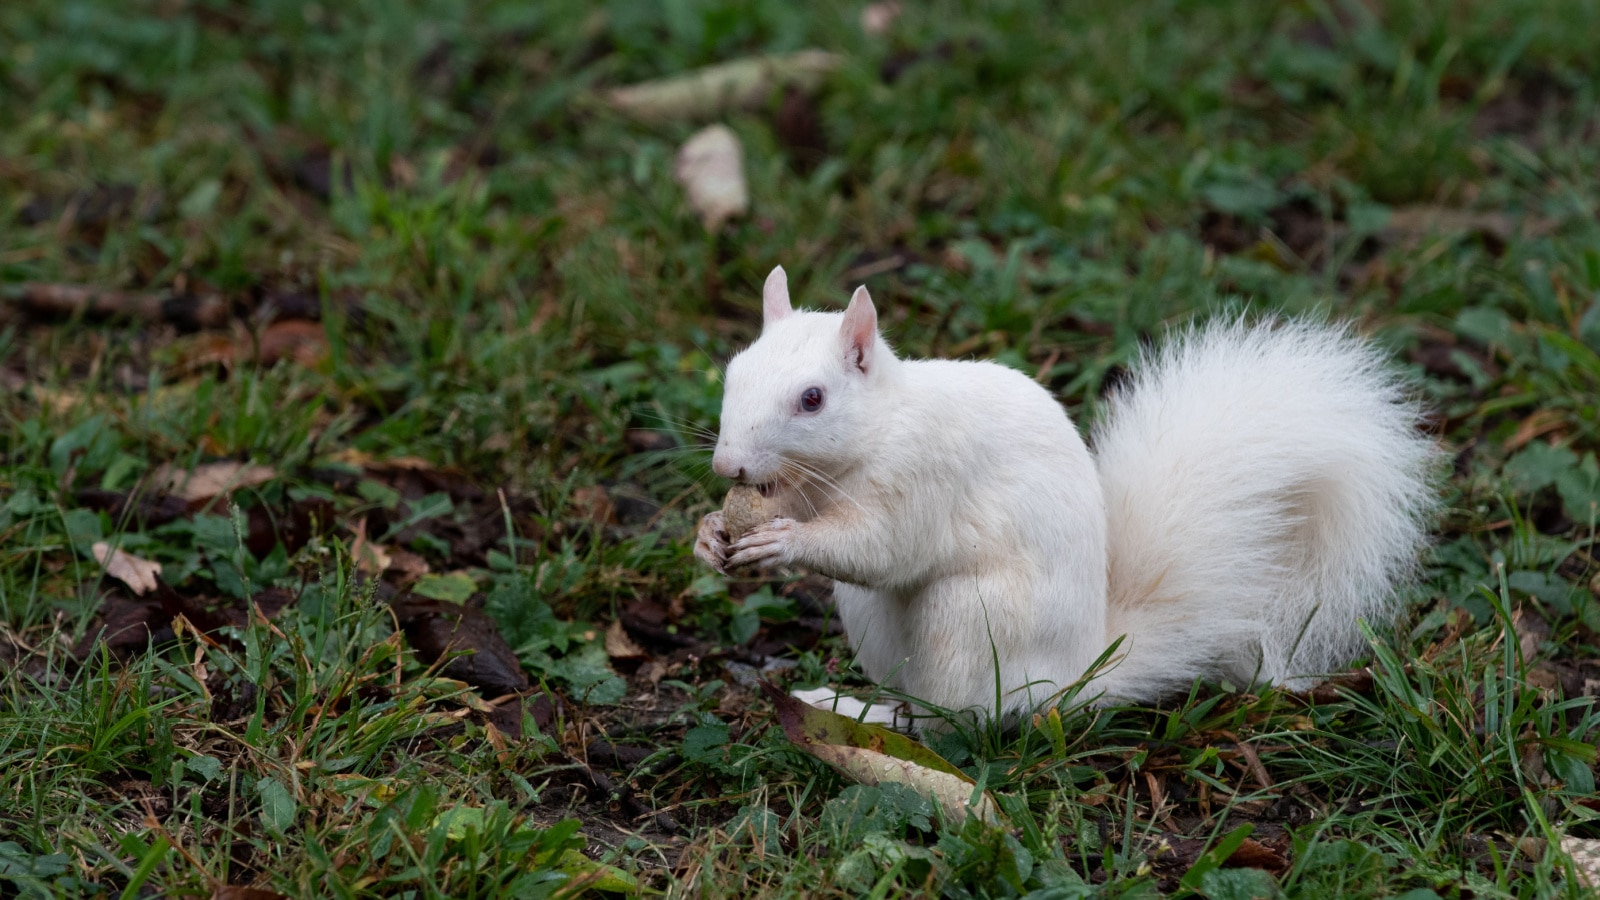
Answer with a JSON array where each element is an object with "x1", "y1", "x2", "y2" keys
[{"x1": 1091, "y1": 319, "x2": 1440, "y2": 700}]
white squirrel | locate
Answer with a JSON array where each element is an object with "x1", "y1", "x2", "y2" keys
[{"x1": 695, "y1": 266, "x2": 1440, "y2": 726}]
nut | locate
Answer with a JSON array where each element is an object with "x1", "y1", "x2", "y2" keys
[{"x1": 722, "y1": 483, "x2": 767, "y2": 541}]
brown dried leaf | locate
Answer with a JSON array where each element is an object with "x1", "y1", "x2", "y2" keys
[
  {"x1": 91, "y1": 541, "x2": 163, "y2": 595},
  {"x1": 604, "y1": 619, "x2": 648, "y2": 661},
  {"x1": 674, "y1": 125, "x2": 748, "y2": 232},
  {"x1": 392, "y1": 596, "x2": 529, "y2": 696},
  {"x1": 327, "y1": 449, "x2": 437, "y2": 471},
  {"x1": 599, "y1": 50, "x2": 841, "y2": 123},
  {"x1": 1226, "y1": 837, "x2": 1290, "y2": 874},
  {"x1": 349, "y1": 519, "x2": 392, "y2": 576},
  {"x1": 256, "y1": 319, "x2": 328, "y2": 367},
  {"x1": 1505, "y1": 409, "x2": 1567, "y2": 452},
  {"x1": 155, "y1": 461, "x2": 277, "y2": 502},
  {"x1": 486, "y1": 691, "x2": 559, "y2": 740},
  {"x1": 172, "y1": 333, "x2": 239, "y2": 371},
  {"x1": 1301, "y1": 667, "x2": 1376, "y2": 704},
  {"x1": 24, "y1": 384, "x2": 86, "y2": 413},
  {"x1": 1385, "y1": 206, "x2": 1519, "y2": 242},
  {"x1": 386, "y1": 548, "x2": 431, "y2": 582},
  {"x1": 861, "y1": 1, "x2": 902, "y2": 35},
  {"x1": 72, "y1": 593, "x2": 170, "y2": 658},
  {"x1": 570, "y1": 485, "x2": 617, "y2": 527},
  {"x1": 1513, "y1": 606, "x2": 1551, "y2": 663}
]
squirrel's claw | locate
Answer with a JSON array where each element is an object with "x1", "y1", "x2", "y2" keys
[
  {"x1": 694, "y1": 511, "x2": 730, "y2": 573},
  {"x1": 726, "y1": 517, "x2": 798, "y2": 570}
]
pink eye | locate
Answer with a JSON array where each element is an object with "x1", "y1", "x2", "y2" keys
[{"x1": 799, "y1": 387, "x2": 824, "y2": 413}]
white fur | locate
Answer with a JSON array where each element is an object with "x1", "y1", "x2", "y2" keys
[
  {"x1": 1091, "y1": 319, "x2": 1439, "y2": 701},
  {"x1": 699, "y1": 268, "x2": 1439, "y2": 727}
]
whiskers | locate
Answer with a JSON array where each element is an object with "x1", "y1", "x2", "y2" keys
[
  {"x1": 626, "y1": 409, "x2": 722, "y2": 493},
  {"x1": 633, "y1": 409, "x2": 719, "y2": 450},
  {"x1": 630, "y1": 411, "x2": 718, "y2": 456},
  {"x1": 779, "y1": 458, "x2": 865, "y2": 517}
]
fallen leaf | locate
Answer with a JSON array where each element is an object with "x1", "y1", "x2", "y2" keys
[
  {"x1": 1384, "y1": 205, "x2": 1522, "y2": 243},
  {"x1": 487, "y1": 691, "x2": 560, "y2": 739},
  {"x1": 386, "y1": 547, "x2": 431, "y2": 581},
  {"x1": 91, "y1": 541, "x2": 163, "y2": 595},
  {"x1": 154, "y1": 460, "x2": 277, "y2": 502},
  {"x1": 761, "y1": 681, "x2": 1003, "y2": 825},
  {"x1": 255, "y1": 319, "x2": 328, "y2": 367},
  {"x1": 349, "y1": 519, "x2": 392, "y2": 575},
  {"x1": 1155, "y1": 831, "x2": 1292, "y2": 882},
  {"x1": 326, "y1": 449, "x2": 438, "y2": 471},
  {"x1": 166, "y1": 331, "x2": 237, "y2": 373},
  {"x1": 392, "y1": 595, "x2": 529, "y2": 696},
  {"x1": 1513, "y1": 606, "x2": 1551, "y2": 663},
  {"x1": 675, "y1": 125, "x2": 749, "y2": 232},
  {"x1": 570, "y1": 485, "x2": 617, "y2": 527},
  {"x1": 72, "y1": 593, "x2": 170, "y2": 658},
  {"x1": 23, "y1": 384, "x2": 86, "y2": 412},
  {"x1": 1225, "y1": 837, "x2": 1291, "y2": 874},
  {"x1": 604, "y1": 619, "x2": 648, "y2": 661},
  {"x1": 861, "y1": 1, "x2": 902, "y2": 35},
  {"x1": 1300, "y1": 667, "x2": 1376, "y2": 704},
  {"x1": 244, "y1": 497, "x2": 337, "y2": 557},
  {"x1": 1505, "y1": 408, "x2": 1568, "y2": 452},
  {"x1": 598, "y1": 50, "x2": 841, "y2": 123}
]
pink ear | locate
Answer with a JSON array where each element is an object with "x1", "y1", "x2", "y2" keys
[
  {"x1": 762, "y1": 266, "x2": 792, "y2": 328},
  {"x1": 840, "y1": 286, "x2": 877, "y2": 373}
]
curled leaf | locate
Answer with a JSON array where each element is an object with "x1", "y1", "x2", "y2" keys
[
  {"x1": 91, "y1": 541, "x2": 163, "y2": 595},
  {"x1": 154, "y1": 461, "x2": 276, "y2": 502},
  {"x1": 604, "y1": 619, "x2": 648, "y2": 661},
  {"x1": 861, "y1": 1, "x2": 903, "y2": 35},
  {"x1": 675, "y1": 125, "x2": 749, "y2": 232},
  {"x1": 348, "y1": 519, "x2": 392, "y2": 576},
  {"x1": 598, "y1": 50, "x2": 840, "y2": 123},
  {"x1": 761, "y1": 681, "x2": 1002, "y2": 825}
]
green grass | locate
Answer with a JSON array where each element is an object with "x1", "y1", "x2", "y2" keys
[{"x1": 3, "y1": 0, "x2": 1600, "y2": 896}]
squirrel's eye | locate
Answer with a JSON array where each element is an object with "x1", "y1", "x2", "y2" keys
[{"x1": 799, "y1": 387, "x2": 824, "y2": 413}]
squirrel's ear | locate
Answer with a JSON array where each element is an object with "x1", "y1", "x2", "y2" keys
[
  {"x1": 761, "y1": 266, "x2": 792, "y2": 329},
  {"x1": 840, "y1": 286, "x2": 878, "y2": 374}
]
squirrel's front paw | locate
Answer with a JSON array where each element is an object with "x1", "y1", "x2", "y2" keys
[
  {"x1": 694, "y1": 511, "x2": 730, "y2": 573},
  {"x1": 726, "y1": 517, "x2": 799, "y2": 570}
]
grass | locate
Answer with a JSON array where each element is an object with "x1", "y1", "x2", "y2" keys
[{"x1": 2, "y1": 0, "x2": 1599, "y2": 895}]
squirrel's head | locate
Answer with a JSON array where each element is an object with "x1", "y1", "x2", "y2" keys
[{"x1": 712, "y1": 266, "x2": 895, "y2": 491}]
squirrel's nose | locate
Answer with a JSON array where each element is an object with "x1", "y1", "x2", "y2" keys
[{"x1": 711, "y1": 452, "x2": 742, "y2": 480}]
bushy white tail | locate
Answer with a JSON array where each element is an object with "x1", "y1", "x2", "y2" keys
[{"x1": 1091, "y1": 319, "x2": 1440, "y2": 701}]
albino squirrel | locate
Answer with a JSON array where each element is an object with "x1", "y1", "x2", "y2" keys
[{"x1": 695, "y1": 266, "x2": 1439, "y2": 726}]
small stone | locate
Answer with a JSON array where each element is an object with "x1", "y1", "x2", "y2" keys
[{"x1": 723, "y1": 484, "x2": 767, "y2": 541}]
